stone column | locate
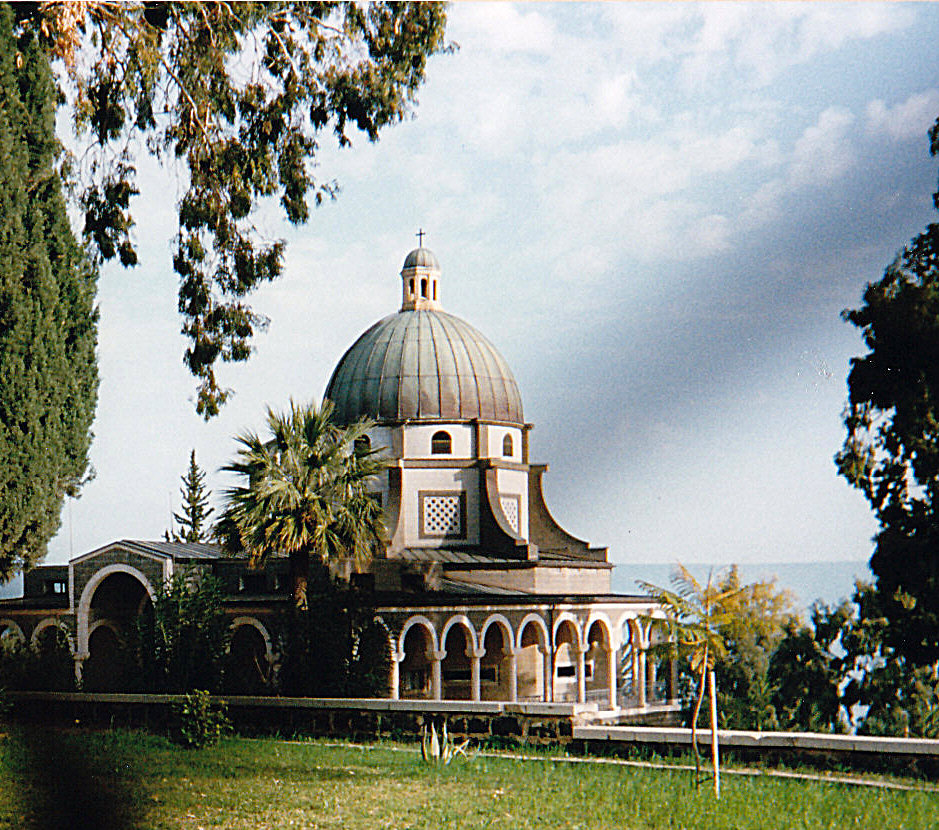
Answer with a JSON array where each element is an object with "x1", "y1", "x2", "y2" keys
[
  {"x1": 390, "y1": 651, "x2": 403, "y2": 700},
  {"x1": 646, "y1": 653, "x2": 657, "y2": 702},
  {"x1": 73, "y1": 651, "x2": 88, "y2": 685},
  {"x1": 429, "y1": 649, "x2": 445, "y2": 700},
  {"x1": 505, "y1": 648, "x2": 518, "y2": 702},
  {"x1": 604, "y1": 645, "x2": 617, "y2": 709},
  {"x1": 539, "y1": 645, "x2": 553, "y2": 702},
  {"x1": 469, "y1": 647, "x2": 485, "y2": 702},
  {"x1": 575, "y1": 644, "x2": 586, "y2": 705},
  {"x1": 637, "y1": 649, "x2": 647, "y2": 708}
]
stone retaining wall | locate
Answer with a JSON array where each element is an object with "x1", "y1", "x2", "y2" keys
[{"x1": 9, "y1": 692, "x2": 596, "y2": 745}]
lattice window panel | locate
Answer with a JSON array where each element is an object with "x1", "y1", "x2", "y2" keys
[
  {"x1": 422, "y1": 494, "x2": 464, "y2": 536},
  {"x1": 500, "y1": 496, "x2": 520, "y2": 533}
]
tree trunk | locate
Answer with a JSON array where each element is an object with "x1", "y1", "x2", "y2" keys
[
  {"x1": 689, "y1": 647, "x2": 708, "y2": 787},
  {"x1": 290, "y1": 549, "x2": 310, "y2": 612},
  {"x1": 708, "y1": 668, "x2": 720, "y2": 800}
]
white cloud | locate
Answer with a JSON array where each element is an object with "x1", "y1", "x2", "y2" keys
[
  {"x1": 788, "y1": 106, "x2": 856, "y2": 188},
  {"x1": 452, "y1": 3, "x2": 556, "y2": 54},
  {"x1": 866, "y1": 89, "x2": 939, "y2": 142}
]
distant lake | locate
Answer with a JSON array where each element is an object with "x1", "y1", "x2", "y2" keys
[{"x1": 612, "y1": 560, "x2": 873, "y2": 617}]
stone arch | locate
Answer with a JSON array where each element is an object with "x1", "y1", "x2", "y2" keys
[
  {"x1": 552, "y1": 613, "x2": 583, "y2": 651},
  {"x1": 76, "y1": 563, "x2": 156, "y2": 657},
  {"x1": 440, "y1": 614, "x2": 478, "y2": 653},
  {"x1": 479, "y1": 614, "x2": 514, "y2": 701},
  {"x1": 30, "y1": 617, "x2": 75, "y2": 653},
  {"x1": 0, "y1": 618, "x2": 25, "y2": 652},
  {"x1": 397, "y1": 615, "x2": 437, "y2": 699},
  {"x1": 440, "y1": 615, "x2": 477, "y2": 700},
  {"x1": 229, "y1": 616, "x2": 273, "y2": 662},
  {"x1": 585, "y1": 616, "x2": 615, "y2": 707},
  {"x1": 396, "y1": 614, "x2": 439, "y2": 655},
  {"x1": 553, "y1": 615, "x2": 583, "y2": 702},
  {"x1": 516, "y1": 613, "x2": 549, "y2": 651},
  {"x1": 516, "y1": 614, "x2": 550, "y2": 702},
  {"x1": 226, "y1": 616, "x2": 274, "y2": 694},
  {"x1": 479, "y1": 613, "x2": 514, "y2": 647}
]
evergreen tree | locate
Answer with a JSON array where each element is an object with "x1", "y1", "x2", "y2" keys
[
  {"x1": 167, "y1": 450, "x2": 214, "y2": 543},
  {"x1": 0, "y1": 5, "x2": 97, "y2": 579},
  {"x1": 837, "y1": 111, "x2": 939, "y2": 669}
]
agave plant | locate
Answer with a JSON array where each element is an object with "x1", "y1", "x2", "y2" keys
[{"x1": 419, "y1": 721, "x2": 470, "y2": 766}]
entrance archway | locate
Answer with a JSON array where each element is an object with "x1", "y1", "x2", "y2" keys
[{"x1": 78, "y1": 566, "x2": 154, "y2": 690}]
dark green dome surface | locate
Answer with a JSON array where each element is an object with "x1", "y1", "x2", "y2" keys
[{"x1": 324, "y1": 309, "x2": 524, "y2": 425}]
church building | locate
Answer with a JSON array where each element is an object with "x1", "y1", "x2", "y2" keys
[{"x1": 0, "y1": 244, "x2": 674, "y2": 716}]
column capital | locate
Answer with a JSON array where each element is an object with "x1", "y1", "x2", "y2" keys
[
  {"x1": 428, "y1": 649, "x2": 447, "y2": 662},
  {"x1": 468, "y1": 647, "x2": 486, "y2": 659}
]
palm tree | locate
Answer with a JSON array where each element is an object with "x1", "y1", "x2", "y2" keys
[
  {"x1": 219, "y1": 400, "x2": 386, "y2": 611},
  {"x1": 639, "y1": 564, "x2": 742, "y2": 800}
]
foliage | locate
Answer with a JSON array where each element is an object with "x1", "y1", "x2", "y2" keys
[
  {"x1": 419, "y1": 720, "x2": 470, "y2": 766},
  {"x1": 166, "y1": 449, "x2": 214, "y2": 543},
  {"x1": 768, "y1": 600, "x2": 850, "y2": 733},
  {"x1": 170, "y1": 689, "x2": 229, "y2": 748},
  {"x1": 14, "y1": 2, "x2": 448, "y2": 417},
  {"x1": 0, "y1": 3, "x2": 98, "y2": 578},
  {"x1": 836, "y1": 109, "x2": 939, "y2": 670},
  {"x1": 277, "y1": 564, "x2": 391, "y2": 697},
  {"x1": 0, "y1": 626, "x2": 75, "y2": 692},
  {"x1": 220, "y1": 399, "x2": 386, "y2": 610},
  {"x1": 640, "y1": 564, "x2": 743, "y2": 795},
  {"x1": 711, "y1": 565, "x2": 797, "y2": 731},
  {"x1": 135, "y1": 570, "x2": 230, "y2": 693}
]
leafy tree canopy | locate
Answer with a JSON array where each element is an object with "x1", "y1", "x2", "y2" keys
[
  {"x1": 0, "y1": 3, "x2": 98, "y2": 579},
  {"x1": 16, "y1": 1, "x2": 449, "y2": 416},
  {"x1": 837, "y1": 111, "x2": 939, "y2": 667}
]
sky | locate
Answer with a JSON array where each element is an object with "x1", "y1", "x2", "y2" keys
[{"x1": 42, "y1": 2, "x2": 939, "y2": 572}]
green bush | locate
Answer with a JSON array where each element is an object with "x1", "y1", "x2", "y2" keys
[{"x1": 170, "y1": 689, "x2": 230, "y2": 748}]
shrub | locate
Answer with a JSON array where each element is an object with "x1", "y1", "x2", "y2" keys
[{"x1": 171, "y1": 689, "x2": 230, "y2": 748}]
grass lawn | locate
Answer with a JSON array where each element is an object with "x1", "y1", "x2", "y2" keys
[{"x1": 1, "y1": 728, "x2": 937, "y2": 829}]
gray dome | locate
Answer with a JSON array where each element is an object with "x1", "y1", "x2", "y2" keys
[
  {"x1": 403, "y1": 247, "x2": 439, "y2": 270},
  {"x1": 325, "y1": 310, "x2": 524, "y2": 425}
]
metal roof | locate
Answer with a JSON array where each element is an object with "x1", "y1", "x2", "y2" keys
[
  {"x1": 324, "y1": 309, "x2": 524, "y2": 425},
  {"x1": 402, "y1": 247, "x2": 440, "y2": 270},
  {"x1": 115, "y1": 540, "x2": 226, "y2": 561}
]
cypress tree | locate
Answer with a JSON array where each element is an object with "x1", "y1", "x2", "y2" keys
[
  {"x1": 0, "y1": 4, "x2": 98, "y2": 578},
  {"x1": 167, "y1": 450, "x2": 214, "y2": 543}
]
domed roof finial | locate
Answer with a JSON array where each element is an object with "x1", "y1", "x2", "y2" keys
[{"x1": 400, "y1": 231, "x2": 441, "y2": 311}]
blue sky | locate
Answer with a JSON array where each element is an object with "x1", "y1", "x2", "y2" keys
[{"x1": 45, "y1": 3, "x2": 939, "y2": 569}]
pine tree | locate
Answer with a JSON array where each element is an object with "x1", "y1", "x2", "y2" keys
[
  {"x1": 0, "y1": 5, "x2": 98, "y2": 579},
  {"x1": 167, "y1": 450, "x2": 214, "y2": 544}
]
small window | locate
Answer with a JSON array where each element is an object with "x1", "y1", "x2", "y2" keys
[
  {"x1": 433, "y1": 281, "x2": 437, "y2": 300},
  {"x1": 354, "y1": 435, "x2": 371, "y2": 454},
  {"x1": 556, "y1": 664, "x2": 576, "y2": 678},
  {"x1": 45, "y1": 580, "x2": 66, "y2": 595},
  {"x1": 421, "y1": 278, "x2": 428, "y2": 298},
  {"x1": 502, "y1": 434, "x2": 513, "y2": 457},
  {"x1": 409, "y1": 278, "x2": 415, "y2": 297},
  {"x1": 431, "y1": 430, "x2": 451, "y2": 455}
]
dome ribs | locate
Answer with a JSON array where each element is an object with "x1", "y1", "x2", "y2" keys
[{"x1": 324, "y1": 309, "x2": 523, "y2": 426}]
